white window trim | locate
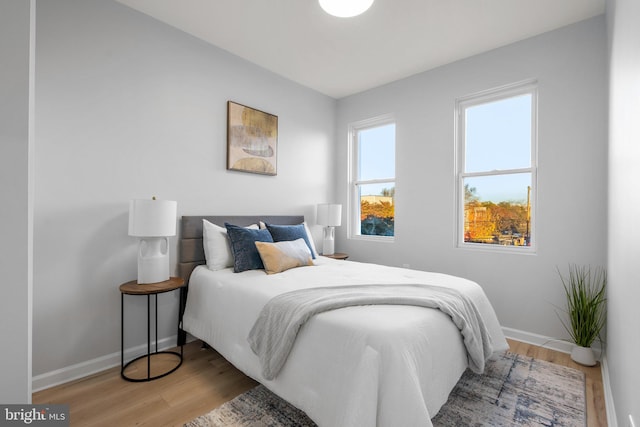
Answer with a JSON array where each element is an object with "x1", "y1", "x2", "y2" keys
[
  {"x1": 454, "y1": 80, "x2": 538, "y2": 254},
  {"x1": 348, "y1": 114, "x2": 396, "y2": 242}
]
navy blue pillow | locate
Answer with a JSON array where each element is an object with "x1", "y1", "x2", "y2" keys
[
  {"x1": 225, "y1": 223, "x2": 274, "y2": 273},
  {"x1": 265, "y1": 223, "x2": 316, "y2": 259}
]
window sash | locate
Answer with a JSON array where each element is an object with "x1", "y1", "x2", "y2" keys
[
  {"x1": 456, "y1": 80, "x2": 537, "y2": 252},
  {"x1": 354, "y1": 178, "x2": 395, "y2": 186},
  {"x1": 349, "y1": 115, "x2": 396, "y2": 240},
  {"x1": 461, "y1": 167, "x2": 532, "y2": 179}
]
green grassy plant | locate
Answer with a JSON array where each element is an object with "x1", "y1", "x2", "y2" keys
[{"x1": 557, "y1": 264, "x2": 606, "y2": 348}]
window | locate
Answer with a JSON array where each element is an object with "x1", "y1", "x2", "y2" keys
[
  {"x1": 349, "y1": 116, "x2": 396, "y2": 240},
  {"x1": 456, "y1": 81, "x2": 537, "y2": 251}
]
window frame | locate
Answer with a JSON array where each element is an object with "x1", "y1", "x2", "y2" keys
[
  {"x1": 455, "y1": 80, "x2": 538, "y2": 253},
  {"x1": 348, "y1": 114, "x2": 396, "y2": 242}
]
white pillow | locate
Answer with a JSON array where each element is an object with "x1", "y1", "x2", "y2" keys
[
  {"x1": 202, "y1": 219, "x2": 258, "y2": 270},
  {"x1": 302, "y1": 221, "x2": 319, "y2": 258}
]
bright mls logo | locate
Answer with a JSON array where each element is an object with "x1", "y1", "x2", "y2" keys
[{"x1": 1, "y1": 405, "x2": 68, "y2": 426}]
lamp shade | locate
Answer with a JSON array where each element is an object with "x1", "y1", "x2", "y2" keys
[
  {"x1": 128, "y1": 199, "x2": 177, "y2": 237},
  {"x1": 317, "y1": 203, "x2": 342, "y2": 227},
  {"x1": 319, "y1": 0, "x2": 374, "y2": 17}
]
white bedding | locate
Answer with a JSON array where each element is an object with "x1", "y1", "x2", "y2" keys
[{"x1": 182, "y1": 257, "x2": 508, "y2": 427}]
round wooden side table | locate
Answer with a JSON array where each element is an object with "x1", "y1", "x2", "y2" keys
[
  {"x1": 120, "y1": 276, "x2": 185, "y2": 382},
  {"x1": 322, "y1": 252, "x2": 349, "y2": 260}
]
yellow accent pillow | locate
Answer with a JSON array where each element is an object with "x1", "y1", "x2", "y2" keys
[{"x1": 255, "y1": 238, "x2": 314, "y2": 275}]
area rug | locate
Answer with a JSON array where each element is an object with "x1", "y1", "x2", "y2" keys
[{"x1": 185, "y1": 351, "x2": 585, "y2": 427}]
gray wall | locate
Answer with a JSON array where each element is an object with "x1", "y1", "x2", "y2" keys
[
  {"x1": 0, "y1": 0, "x2": 33, "y2": 403},
  {"x1": 33, "y1": 0, "x2": 335, "y2": 378},
  {"x1": 607, "y1": 0, "x2": 640, "y2": 424},
  {"x1": 336, "y1": 16, "x2": 608, "y2": 342}
]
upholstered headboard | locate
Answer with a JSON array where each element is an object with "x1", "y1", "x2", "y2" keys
[{"x1": 178, "y1": 215, "x2": 305, "y2": 285}]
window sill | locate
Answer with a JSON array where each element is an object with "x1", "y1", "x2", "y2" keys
[
  {"x1": 349, "y1": 235, "x2": 395, "y2": 243},
  {"x1": 457, "y1": 242, "x2": 537, "y2": 255}
]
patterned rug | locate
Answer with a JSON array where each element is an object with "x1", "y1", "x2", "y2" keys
[{"x1": 185, "y1": 352, "x2": 585, "y2": 427}]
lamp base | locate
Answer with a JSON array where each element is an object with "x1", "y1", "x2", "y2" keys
[
  {"x1": 137, "y1": 237, "x2": 170, "y2": 284},
  {"x1": 322, "y1": 226, "x2": 336, "y2": 256}
]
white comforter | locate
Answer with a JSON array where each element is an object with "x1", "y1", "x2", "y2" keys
[{"x1": 182, "y1": 257, "x2": 508, "y2": 427}]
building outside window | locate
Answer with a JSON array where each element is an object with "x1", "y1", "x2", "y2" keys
[
  {"x1": 349, "y1": 115, "x2": 396, "y2": 240},
  {"x1": 456, "y1": 80, "x2": 537, "y2": 251}
]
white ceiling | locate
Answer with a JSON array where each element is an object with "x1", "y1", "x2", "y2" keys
[{"x1": 115, "y1": 0, "x2": 605, "y2": 99}]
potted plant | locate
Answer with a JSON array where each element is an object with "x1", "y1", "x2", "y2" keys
[{"x1": 557, "y1": 264, "x2": 606, "y2": 366}]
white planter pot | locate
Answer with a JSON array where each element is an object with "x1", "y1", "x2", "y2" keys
[{"x1": 570, "y1": 345, "x2": 597, "y2": 366}]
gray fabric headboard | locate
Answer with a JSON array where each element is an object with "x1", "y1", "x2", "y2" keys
[{"x1": 178, "y1": 215, "x2": 305, "y2": 284}]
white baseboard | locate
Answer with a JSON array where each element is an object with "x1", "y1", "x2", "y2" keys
[
  {"x1": 502, "y1": 326, "x2": 615, "y2": 426},
  {"x1": 502, "y1": 326, "x2": 604, "y2": 357},
  {"x1": 503, "y1": 326, "x2": 575, "y2": 353},
  {"x1": 32, "y1": 335, "x2": 180, "y2": 392},
  {"x1": 601, "y1": 353, "x2": 618, "y2": 427}
]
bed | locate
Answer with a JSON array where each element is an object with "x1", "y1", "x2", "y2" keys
[{"x1": 178, "y1": 215, "x2": 508, "y2": 427}]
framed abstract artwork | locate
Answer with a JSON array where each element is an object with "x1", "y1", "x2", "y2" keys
[{"x1": 227, "y1": 101, "x2": 278, "y2": 175}]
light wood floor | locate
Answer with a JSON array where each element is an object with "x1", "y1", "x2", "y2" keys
[{"x1": 33, "y1": 339, "x2": 607, "y2": 426}]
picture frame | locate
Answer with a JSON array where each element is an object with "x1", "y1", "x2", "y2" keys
[{"x1": 227, "y1": 101, "x2": 278, "y2": 175}]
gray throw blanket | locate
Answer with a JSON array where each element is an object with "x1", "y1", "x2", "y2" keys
[{"x1": 247, "y1": 284, "x2": 494, "y2": 380}]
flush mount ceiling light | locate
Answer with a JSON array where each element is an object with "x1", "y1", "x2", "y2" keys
[{"x1": 319, "y1": 0, "x2": 374, "y2": 18}]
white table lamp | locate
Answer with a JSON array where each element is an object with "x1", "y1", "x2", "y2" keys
[
  {"x1": 128, "y1": 198, "x2": 177, "y2": 284},
  {"x1": 317, "y1": 203, "x2": 342, "y2": 255}
]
